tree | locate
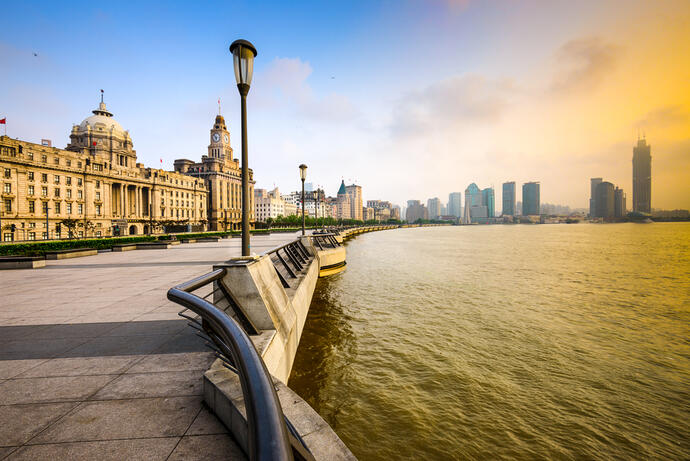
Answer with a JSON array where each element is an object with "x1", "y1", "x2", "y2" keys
[
  {"x1": 78, "y1": 219, "x2": 95, "y2": 237},
  {"x1": 60, "y1": 218, "x2": 80, "y2": 239}
]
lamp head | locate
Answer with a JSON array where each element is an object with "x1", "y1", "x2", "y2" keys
[
  {"x1": 299, "y1": 164, "x2": 308, "y2": 181},
  {"x1": 229, "y1": 39, "x2": 258, "y2": 87}
]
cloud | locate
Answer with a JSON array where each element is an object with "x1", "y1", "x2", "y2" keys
[
  {"x1": 550, "y1": 37, "x2": 621, "y2": 93},
  {"x1": 258, "y1": 57, "x2": 359, "y2": 123},
  {"x1": 389, "y1": 74, "x2": 516, "y2": 136},
  {"x1": 634, "y1": 105, "x2": 689, "y2": 130}
]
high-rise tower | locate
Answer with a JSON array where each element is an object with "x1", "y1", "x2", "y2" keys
[{"x1": 632, "y1": 137, "x2": 651, "y2": 213}]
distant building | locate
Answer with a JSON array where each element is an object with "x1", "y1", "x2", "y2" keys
[
  {"x1": 463, "y1": 183, "x2": 486, "y2": 223},
  {"x1": 595, "y1": 181, "x2": 615, "y2": 218},
  {"x1": 345, "y1": 184, "x2": 363, "y2": 220},
  {"x1": 522, "y1": 182, "x2": 540, "y2": 216},
  {"x1": 632, "y1": 137, "x2": 651, "y2": 213},
  {"x1": 447, "y1": 192, "x2": 462, "y2": 218},
  {"x1": 502, "y1": 182, "x2": 516, "y2": 216},
  {"x1": 614, "y1": 187, "x2": 626, "y2": 218},
  {"x1": 406, "y1": 200, "x2": 428, "y2": 222},
  {"x1": 427, "y1": 197, "x2": 442, "y2": 220},
  {"x1": 364, "y1": 206, "x2": 375, "y2": 221},
  {"x1": 391, "y1": 205, "x2": 401, "y2": 221},
  {"x1": 589, "y1": 178, "x2": 602, "y2": 217},
  {"x1": 254, "y1": 187, "x2": 287, "y2": 222},
  {"x1": 336, "y1": 180, "x2": 351, "y2": 220},
  {"x1": 482, "y1": 187, "x2": 495, "y2": 218}
]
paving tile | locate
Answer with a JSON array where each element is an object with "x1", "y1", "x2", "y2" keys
[
  {"x1": 153, "y1": 331, "x2": 208, "y2": 354},
  {"x1": 32, "y1": 396, "x2": 201, "y2": 443},
  {"x1": 0, "y1": 402, "x2": 77, "y2": 446},
  {"x1": 91, "y1": 370, "x2": 202, "y2": 400},
  {"x1": 0, "y1": 359, "x2": 47, "y2": 379},
  {"x1": 127, "y1": 352, "x2": 215, "y2": 373},
  {"x1": 17, "y1": 356, "x2": 140, "y2": 378},
  {"x1": 167, "y1": 434, "x2": 246, "y2": 461},
  {"x1": 27, "y1": 322, "x2": 121, "y2": 340},
  {"x1": 3, "y1": 316, "x2": 79, "y2": 326},
  {"x1": 186, "y1": 405, "x2": 229, "y2": 435},
  {"x1": 0, "y1": 338, "x2": 88, "y2": 361},
  {"x1": 0, "y1": 375, "x2": 115, "y2": 404},
  {"x1": 104, "y1": 319, "x2": 187, "y2": 337},
  {"x1": 0, "y1": 325, "x2": 51, "y2": 341},
  {"x1": 6, "y1": 438, "x2": 179, "y2": 461},
  {"x1": 61, "y1": 334, "x2": 171, "y2": 358},
  {"x1": 0, "y1": 447, "x2": 17, "y2": 458}
]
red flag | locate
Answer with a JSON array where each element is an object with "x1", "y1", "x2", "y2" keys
[
  {"x1": 0, "y1": 118, "x2": 6, "y2": 124},
  {"x1": 92, "y1": 141, "x2": 97, "y2": 146}
]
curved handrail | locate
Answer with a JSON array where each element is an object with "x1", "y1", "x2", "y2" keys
[{"x1": 168, "y1": 273, "x2": 293, "y2": 461}]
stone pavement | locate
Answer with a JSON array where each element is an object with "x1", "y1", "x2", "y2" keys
[{"x1": 0, "y1": 233, "x2": 300, "y2": 460}]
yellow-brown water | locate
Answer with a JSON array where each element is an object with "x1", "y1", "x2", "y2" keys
[{"x1": 289, "y1": 223, "x2": 690, "y2": 460}]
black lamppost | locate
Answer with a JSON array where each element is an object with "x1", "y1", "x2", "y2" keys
[
  {"x1": 299, "y1": 164, "x2": 307, "y2": 235},
  {"x1": 230, "y1": 39, "x2": 257, "y2": 257}
]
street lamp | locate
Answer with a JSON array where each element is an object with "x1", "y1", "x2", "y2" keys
[
  {"x1": 230, "y1": 38, "x2": 257, "y2": 257},
  {"x1": 299, "y1": 164, "x2": 307, "y2": 235}
]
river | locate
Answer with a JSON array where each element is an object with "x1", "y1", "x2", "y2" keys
[{"x1": 289, "y1": 223, "x2": 690, "y2": 460}]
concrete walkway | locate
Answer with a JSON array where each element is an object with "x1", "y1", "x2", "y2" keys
[{"x1": 0, "y1": 233, "x2": 300, "y2": 460}]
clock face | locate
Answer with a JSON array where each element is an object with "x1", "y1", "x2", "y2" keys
[
  {"x1": 212, "y1": 133, "x2": 220, "y2": 142},
  {"x1": 223, "y1": 134, "x2": 229, "y2": 143}
]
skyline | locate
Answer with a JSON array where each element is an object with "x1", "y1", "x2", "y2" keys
[{"x1": 1, "y1": 0, "x2": 689, "y2": 209}]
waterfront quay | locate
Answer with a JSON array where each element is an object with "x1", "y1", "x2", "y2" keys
[{"x1": 0, "y1": 234, "x2": 297, "y2": 460}]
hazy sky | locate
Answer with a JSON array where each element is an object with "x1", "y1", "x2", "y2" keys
[{"x1": 2, "y1": 0, "x2": 689, "y2": 210}]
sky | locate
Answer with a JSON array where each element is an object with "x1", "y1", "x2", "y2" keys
[{"x1": 1, "y1": 0, "x2": 689, "y2": 210}]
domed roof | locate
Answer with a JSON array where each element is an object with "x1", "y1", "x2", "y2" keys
[{"x1": 77, "y1": 101, "x2": 125, "y2": 134}]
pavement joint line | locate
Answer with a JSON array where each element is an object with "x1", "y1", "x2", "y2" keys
[
  {"x1": 22, "y1": 434, "x2": 184, "y2": 446},
  {"x1": 165, "y1": 406, "x2": 204, "y2": 460}
]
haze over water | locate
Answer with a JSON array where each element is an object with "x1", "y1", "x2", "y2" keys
[{"x1": 290, "y1": 223, "x2": 690, "y2": 460}]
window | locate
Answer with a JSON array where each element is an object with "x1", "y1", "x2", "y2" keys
[
  {"x1": 66, "y1": 189, "x2": 72, "y2": 199},
  {"x1": 54, "y1": 157, "x2": 60, "y2": 165},
  {"x1": 77, "y1": 161, "x2": 82, "y2": 168},
  {"x1": 41, "y1": 173, "x2": 48, "y2": 182},
  {"x1": 3, "y1": 168, "x2": 10, "y2": 179},
  {"x1": 28, "y1": 185, "x2": 34, "y2": 195},
  {"x1": 95, "y1": 191, "x2": 101, "y2": 200},
  {"x1": 96, "y1": 231, "x2": 102, "y2": 237},
  {"x1": 42, "y1": 202, "x2": 48, "y2": 214},
  {"x1": 77, "y1": 178, "x2": 83, "y2": 186},
  {"x1": 28, "y1": 171, "x2": 34, "y2": 181},
  {"x1": 78, "y1": 230, "x2": 84, "y2": 238},
  {"x1": 95, "y1": 180, "x2": 100, "y2": 189},
  {"x1": 93, "y1": 164, "x2": 103, "y2": 171},
  {"x1": 77, "y1": 190, "x2": 83, "y2": 199},
  {"x1": 4, "y1": 199, "x2": 11, "y2": 213},
  {"x1": 27, "y1": 152, "x2": 34, "y2": 160},
  {"x1": 41, "y1": 155, "x2": 47, "y2": 163},
  {"x1": 78, "y1": 203, "x2": 83, "y2": 214},
  {"x1": 41, "y1": 186, "x2": 48, "y2": 196},
  {"x1": 42, "y1": 232, "x2": 48, "y2": 240},
  {"x1": 29, "y1": 222, "x2": 36, "y2": 228},
  {"x1": 28, "y1": 232, "x2": 36, "y2": 240},
  {"x1": 3, "y1": 183, "x2": 11, "y2": 194},
  {"x1": 54, "y1": 202, "x2": 61, "y2": 214},
  {"x1": 54, "y1": 175, "x2": 60, "y2": 184},
  {"x1": 54, "y1": 188, "x2": 60, "y2": 197},
  {"x1": 4, "y1": 233, "x2": 13, "y2": 242},
  {"x1": 66, "y1": 203, "x2": 72, "y2": 214},
  {"x1": 95, "y1": 204, "x2": 101, "y2": 215},
  {"x1": 28, "y1": 201, "x2": 35, "y2": 213},
  {"x1": 66, "y1": 159, "x2": 71, "y2": 167},
  {"x1": 66, "y1": 177, "x2": 72, "y2": 186}
]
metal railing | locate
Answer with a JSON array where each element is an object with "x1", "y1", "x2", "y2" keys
[
  {"x1": 311, "y1": 233, "x2": 340, "y2": 250},
  {"x1": 168, "y1": 268, "x2": 315, "y2": 461},
  {"x1": 264, "y1": 239, "x2": 313, "y2": 289}
]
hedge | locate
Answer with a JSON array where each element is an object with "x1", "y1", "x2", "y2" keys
[{"x1": 0, "y1": 235, "x2": 161, "y2": 257}]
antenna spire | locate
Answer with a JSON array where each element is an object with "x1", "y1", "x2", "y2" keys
[
  {"x1": 218, "y1": 97, "x2": 221, "y2": 115},
  {"x1": 100, "y1": 89, "x2": 104, "y2": 104}
]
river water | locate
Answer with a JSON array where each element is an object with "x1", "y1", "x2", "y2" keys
[{"x1": 289, "y1": 223, "x2": 690, "y2": 460}]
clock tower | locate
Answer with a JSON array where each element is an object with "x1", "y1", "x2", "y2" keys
[{"x1": 208, "y1": 114, "x2": 233, "y2": 161}]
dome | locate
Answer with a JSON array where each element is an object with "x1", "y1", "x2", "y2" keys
[{"x1": 77, "y1": 101, "x2": 125, "y2": 135}]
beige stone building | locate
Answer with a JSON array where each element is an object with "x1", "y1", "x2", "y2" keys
[
  {"x1": 174, "y1": 114, "x2": 254, "y2": 231},
  {"x1": 336, "y1": 180, "x2": 351, "y2": 220},
  {"x1": 0, "y1": 99, "x2": 207, "y2": 241},
  {"x1": 345, "y1": 183, "x2": 363, "y2": 221}
]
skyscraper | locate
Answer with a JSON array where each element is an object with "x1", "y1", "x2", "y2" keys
[
  {"x1": 345, "y1": 184, "x2": 363, "y2": 220},
  {"x1": 632, "y1": 137, "x2": 651, "y2": 213},
  {"x1": 502, "y1": 182, "x2": 516, "y2": 216},
  {"x1": 447, "y1": 192, "x2": 462, "y2": 218},
  {"x1": 595, "y1": 181, "x2": 615, "y2": 218},
  {"x1": 427, "y1": 197, "x2": 442, "y2": 219},
  {"x1": 463, "y1": 183, "x2": 484, "y2": 223},
  {"x1": 590, "y1": 178, "x2": 602, "y2": 217},
  {"x1": 522, "y1": 182, "x2": 540, "y2": 216},
  {"x1": 481, "y1": 187, "x2": 495, "y2": 218},
  {"x1": 614, "y1": 187, "x2": 626, "y2": 218}
]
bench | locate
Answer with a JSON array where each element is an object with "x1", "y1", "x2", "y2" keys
[
  {"x1": 112, "y1": 244, "x2": 137, "y2": 252},
  {"x1": 0, "y1": 256, "x2": 46, "y2": 269},
  {"x1": 45, "y1": 248, "x2": 97, "y2": 260},
  {"x1": 136, "y1": 242, "x2": 173, "y2": 250}
]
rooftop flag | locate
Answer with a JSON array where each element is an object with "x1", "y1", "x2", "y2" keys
[{"x1": 0, "y1": 118, "x2": 6, "y2": 124}]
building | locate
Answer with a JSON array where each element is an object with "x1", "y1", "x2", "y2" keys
[
  {"x1": 391, "y1": 205, "x2": 401, "y2": 221},
  {"x1": 594, "y1": 181, "x2": 615, "y2": 218},
  {"x1": 427, "y1": 197, "x2": 442, "y2": 220},
  {"x1": 0, "y1": 97, "x2": 207, "y2": 241},
  {"x1": 614, "y1": 187, "x2": 626, "y2": 218},
  {"x1": 336, "y1": 180, "x2": 351, "y2": 220},
  {"x1": 502, "y1": 182, "x2": 516, "y2": 216},
  {"x1": 522, "y1": 182, "x2": 540, "y2": 216},
  {"x1": 632, "y1": 137, "x2": 651, "y2": 213},
  {"x1": 405, "y1": 200, "x2": 428, "y2": 222},
  {"x1": 345, "y1": 183, "x2": 363, "y2": 221},
  {"x1": 447, "y1": 192, "x2": 462, "y2": 218},
  {"x1": 589, "y1": 178, "x2": 602, "y2": 217},
  {"x1": 254, "y1": 187, "x2": 287, "y2": 222},
  {"x1": 463, "y1": 183, "x2": 486, "y2": 223},
  {"x1": 174, "y1": 112, "x2": 254, "y2": 231},
  {"x1": 481, "y1": 187, "x2": 495, "y2": 218}
]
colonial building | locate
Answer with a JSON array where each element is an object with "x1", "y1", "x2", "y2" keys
[
  {"x1": 254, "y1": 187, "x2": 287, "y2": 222},
  {"x1": 174, "y1": 113, "x2": 254, "y2": 231},
  {"x1": 336, "y1": 180, "x2": 351, "y2": 220},
  {"x1": 0, "y1": 98, "x2": 207, "y2": 241},
  {"x1": 345, "y1": 183, "x2": 363, "y2": 221}
]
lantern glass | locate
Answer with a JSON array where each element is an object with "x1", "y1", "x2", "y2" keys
[
  {"x1": 230, "y1": 40, "x2": 257, "y2": 86},
  {"x1": 299, "y1": 164, "x2": 308, "y2": 181}
]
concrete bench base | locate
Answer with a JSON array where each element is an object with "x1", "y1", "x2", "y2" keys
[
  {"x1": 0, "y1": 256, "x2": 46, "y2": 269},
  {"x1": 112, "y1": 244, "x2": 137, "y2": 252},
  {"x1": 197, "y1": 237, "x2": 220, "y2": 242},
  {"x1": 136, "y1": 242, "x2": 172, "y2": 250},
  {"x1": 45, "y1": 249, "x2": 98, "y2": 260},
  {"x1": 180, "y1": 239, "x2": 197, "y2": 243}
]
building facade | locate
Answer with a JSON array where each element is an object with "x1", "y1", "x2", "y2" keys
[
  {"x1": 632, "y1": 137, "x2": 651, "y2": 213},
  {"x1": 0, "y1": 99, "x2": 207, "y2": 241},
  {"x1": 447, "y1": 192, "x2": 462, "y2": 218},
  {"x1": 594, "y1": 181, "x2": 615, "y2": 218},
  {"x1": 427, "y1": 197, "x2": 442, "y2": 220},
  {"x1": 502, "y1": 182, "x2": 515, "y2": 216},
  {"x1": 254, "y1": 187, "x2": 287, "y2": 222},
  {"x1": 174, "y1": 113, "x2": 254, "y2": 231},
  {"x1": 522, "y1": 182, "x2": 540, "y2": 216},
  {"x1": 614, "y1": 186, "x2": 626, "y2": 218},
  {"x1": 336, "y1": 180, "x2": 351, "y2": 220},
  {"x1": 345, "y1": 183, "x2": 363, "y2": 221},
  {"x1": 405, "y1": 200, "x2": 428, "y2": 222},
  {"x1": 463, "y1": 183, "x2": 486, "y2": 223},
  {"x1": 589, "y1": 178, "x2": 603, "y2": 217},
  {"x1": 481, "y1": 187, "x2": 495, "y2": 218}
]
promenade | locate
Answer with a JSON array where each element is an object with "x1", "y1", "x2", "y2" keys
[{"x1": 0, "y1": 233, "x2": 300, "y2": 460}]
